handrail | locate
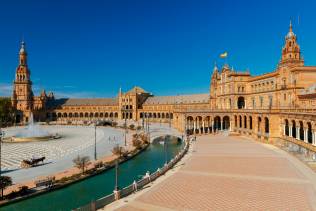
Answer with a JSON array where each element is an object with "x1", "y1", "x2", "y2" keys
[{"x1": 73, "y1": 139, "x2": 190, "y2": 211}]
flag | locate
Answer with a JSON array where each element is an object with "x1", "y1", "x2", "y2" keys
[{"x1": 220, "y1": 52, "x2": 228, "y2": 58}]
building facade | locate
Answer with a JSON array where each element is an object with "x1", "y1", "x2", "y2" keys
[{"x1": 11, "y1": 23, "x2": 316, "y2": 150}]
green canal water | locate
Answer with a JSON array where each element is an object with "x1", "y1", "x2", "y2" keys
[{"x1": 2, "y1": 137, "x2": 183, "y2": 211}]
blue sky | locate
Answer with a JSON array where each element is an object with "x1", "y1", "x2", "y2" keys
[{"x1": 1, "y1": 0, "x2": 316, "y2": 98}]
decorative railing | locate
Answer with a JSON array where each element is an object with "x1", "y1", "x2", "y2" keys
[{"x1": 73, "y1": 139, "x2": 189, "y2": 211}]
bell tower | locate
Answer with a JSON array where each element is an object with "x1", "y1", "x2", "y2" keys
[
  {"x1": 12, "y1": 41, "x2": 33, "y2": 113},
  {"x1": 279, "y1": 21, "x2": 304, "y2": 67}
]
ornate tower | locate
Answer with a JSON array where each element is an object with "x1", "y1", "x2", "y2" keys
[
  {"x1": 210, "y1": 63, "x2": 219, "y2": 98},
  {"x1": 12, "y1": 41, "x2": 34, "y2": 114},
  {"x1": 279, "y1": 21, "x2": 304, "y2": 67}
]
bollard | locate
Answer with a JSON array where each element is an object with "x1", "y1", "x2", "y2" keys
[
  {"x1": 133, "y1": 180, "x2": 138, "y2": 192},
  {"x1": 145, "y1": 171, "x2": 151, "y2": 183},
  {"x1": 157, "y1": 168, "x2": 161, "y2": 176},
  {"x1": 90, "y1": 200, "x2": 96, "y2": 211},
  {"x1": 113, "y1": 189, "x2": 121, "y2": 200}
]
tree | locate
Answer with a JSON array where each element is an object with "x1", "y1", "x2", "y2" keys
[
  {"x1": 0, "y1": 176, "x2": 12, "y2": 199},
  {"x1": 112, "y1": 145, "x2": 125, "y2": 158},
  {"x1": 72, "y1": 155, "x2": 90, "y2": 174},
  {"x1": 132, "y1": 139, "x2": 143, "y2": 149},
  {"x1": 0, "y1": 98, "x2": 15, "y2": 127}
]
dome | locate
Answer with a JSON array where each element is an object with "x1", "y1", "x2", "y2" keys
[
  {"x1": 19, "y1": 41, "x2": 26, "y2": 54},
  {"x1": 286, "y1": 21, "x2": 295, "y2": 39},
  {"x1": 286, "y1": 31, "x2": 295, "y2": 39}
]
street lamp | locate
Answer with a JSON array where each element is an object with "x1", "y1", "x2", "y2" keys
[
  {"x1": 164, "y1": 138, "x2": 168, "y2": 165},
  {"x1": 94, "y1": 122, "x2": 97, "y2": 160},
  {"x1": 0, "y1": 129, "x2": 4, "y2": 178},
  {"x1": 124, "y1": 111, "x2": 127, "y2": 146},
  {"x1": 114, "y1": 144, "x2": 119, "y2": 191}
]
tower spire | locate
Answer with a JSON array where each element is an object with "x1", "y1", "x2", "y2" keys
[{"x1": 19, "y1": 40, "x2": 27, "y2": 66}]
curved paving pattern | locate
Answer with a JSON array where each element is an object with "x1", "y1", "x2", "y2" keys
[{"x1": 115, "y1": 135, "x2": 316, "y2": 211}]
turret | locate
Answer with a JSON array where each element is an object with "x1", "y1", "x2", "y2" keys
[{"x1": 279, "y1": 21, "x2": 304, "y2": 67}]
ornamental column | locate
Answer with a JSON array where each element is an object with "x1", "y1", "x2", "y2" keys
[
  {"x1": 202, "y1": 120, "x2": 205, "y2": 133},
  {"x1": 296, "y1": 127, "x2": 300, "y2": 140},
  {"x1": 221, "y1": 120, "x2": 224, "y2": 131},
  {"x1": 193, "y1": 120, "x2": 196, "y2": 133},
  {"x1": 283, "y1": 124, "x2": 286, "y2": 136},
  {"x1": 304, "y1": 128, "x2": 308, "y2": 143},
  {"x1": 211, "y1": 120, "x2": 214, "y2": 133},
  {"x1": 289, "y1": 124, "x2": 293, "y2": 137}
]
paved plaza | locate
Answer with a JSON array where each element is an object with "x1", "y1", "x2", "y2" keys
[
  {"x1": 1, "y1": 123, "x2": 179, "y2": 183},
  {"x1": 109, "y1": 135, "x2": 316, "y2": 211}
]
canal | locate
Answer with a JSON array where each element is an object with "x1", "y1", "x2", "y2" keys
[{"x1": 1, "y1": 136, "x2": 183, "y2": 211}]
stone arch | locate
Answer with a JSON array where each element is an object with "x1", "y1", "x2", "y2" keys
[
  {"x1": 244, "y1": 116, "x2": 247, "y2": 129},
  {"x1": 285, "y1": 119, "x2": 289, "y2": 136},
  {"x1": 257, "y1": 117, "x2": 262, "y2": 133},
  {"x1": 307, "y1": 122, "x2": 313, "y2": 144},
  {"x1": 264, "y1": 117, "x2": 269, "y2": 134},
  {"x1": 292, "y1": 120, "x2": 296, "y2": 138},
  {"x1": 85, "y1": 112, "x2": 89, "y2": 118},
  {"x1": 196, "y1": 116, "x2": 203, "y2": 134},
  {"x1": 214, "y1": 116, "x2": 221, "y2": 131},
  {"x1": 299, "y1": 121, "x2": 304, "y2": 141},
  {"x1": 186, "y1": 116, "x2": 194, "y2": 135},
  {"x1": 223, "y1": 116, "x2": 230, "y2": 130},
  {"x1": 239, "y1": 115, "x2": 242, "y2": 128}
]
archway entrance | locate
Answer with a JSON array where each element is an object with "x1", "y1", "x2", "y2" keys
[
  {"x1": 285, "y1": 119, "x2": 289, "y2": 136},
  {"x1": 223, "y1": 116, "x2": 230, "y2": 130},
  {"x1": 214, "y1": 116, "x2": 221, "y2": 131}
]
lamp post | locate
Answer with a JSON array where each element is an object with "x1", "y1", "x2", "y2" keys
[
  {"x1": 164, "y1": 138, "x2": 168, "y2": 165},
  {"x1": 124, "y1": 110, "x2": 127, "y2": 146},
  {"x1": 114, "y1": 144, "x2": 119, "y2": 191},
  {"x1": 94, "y1": 122, "x2": 97, "y2": 160},
  {"x1": 0, "y1": 129, "x2": 4, "y2": 178}
]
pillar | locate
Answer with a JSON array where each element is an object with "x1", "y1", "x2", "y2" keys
[
  {"x1": 221, "y1": 120, "x2": 224, "y2": 131},
  {"x1": 230, "y1": 120, "x2": 233, "y2": 132},
  {"x1": 289, "y1": 124, "x2": 292, "y2": 137},
  {"x1": 296, "y1": 127, "x2": 300, "y2": 140},
  {"x1": 202, "y1": 120, "x2": 205, "y2": 133},
  {"x1": 304, "y1": 129, "x2": 308, "y2": 143},
  {"x1": 313, "y1": 132, "x2": 316, "y2": 146},
  {"x1": 193, "y1": 120, "x2": 196, "y2": 133},
  {"x1": 283, "y1": 124, "x2": 286, "y2": 136}
]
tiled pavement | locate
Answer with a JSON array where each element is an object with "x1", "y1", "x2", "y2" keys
[{"x1": 111, "y1": 135, "x2": 316, "y2": 211}]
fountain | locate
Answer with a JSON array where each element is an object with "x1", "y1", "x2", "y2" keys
[{"x1": 9, "y1": 113, "x2": 60, "y2": 143}]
